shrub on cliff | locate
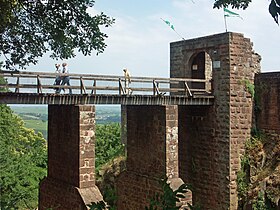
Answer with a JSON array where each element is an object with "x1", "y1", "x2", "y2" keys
[{"x1": 237, "y1": 133, "x2": 280, "y2": 209}]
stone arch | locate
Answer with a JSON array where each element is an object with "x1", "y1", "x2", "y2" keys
[{"x1": 188, "y1": 51, "x2": 212, "y2": 92}]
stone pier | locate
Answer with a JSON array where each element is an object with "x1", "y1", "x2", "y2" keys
[
  {"x1": 117, "y1": 105, "x2": 192, "y2": 210},
  {"x1": 39, "y1": 105, "x2": 103, "y2": 210}
]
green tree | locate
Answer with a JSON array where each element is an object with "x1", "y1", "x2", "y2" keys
[
  {"x1": 0, "y1": 76, "x2": 8, "y2": 92},
  {"x1": 0, "y1": 0, "x2": 114, "y2": 70},
  {"x1": 0, "y1": 104, "x2": 47, "y2": 209},
  {"x1": 0, "y1": 64, "x2": 8, "y2": 92},
  {"x1": 214, "y1": 0, "x2": 280, "y2": 25},
  {"x1": 95, "y1": 123, "x2": 124, "y2": 170}
]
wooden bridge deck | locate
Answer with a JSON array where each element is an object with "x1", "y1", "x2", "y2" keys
[
  {"x1": 0, "y1": 71, "x2": 214, "y2": 105},
  {"x1": 0, "y1": 92, "x2": 214, "y2": 105}
]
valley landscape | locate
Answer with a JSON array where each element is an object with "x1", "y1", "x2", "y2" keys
[{"x1": 10, "y1": 105, "x2": 121, "y2": 139}]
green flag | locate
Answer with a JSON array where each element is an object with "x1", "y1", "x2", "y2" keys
[
  {"x1": 160, "y1": 18, "x2": 185, "y2": 40},
  {"x1": 161, "y1": 19, "x2": 175, "y2": 31},
  {"x1": 224, "y1": 8, "x2": 243, "y2": 19}
]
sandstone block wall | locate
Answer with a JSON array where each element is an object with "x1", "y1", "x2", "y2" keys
[
  {"x1": 171, "y1": 32, "x2": 261, "y2": 210},
  {"x1": 255, "y1": 72, "x2": 280, "y2": 167},
  {"x1": 255, "y1": 72, "x2": 280, "y2": 133},
  {"x1": 39, "y1": 105, "x2": 103, "y2": 210},
  {"x1": 117, "y1": 105, "x2": 191, "y2": 210},
  {"x1": 228, "y1": 33, "x2": 261, "y2": 209}
]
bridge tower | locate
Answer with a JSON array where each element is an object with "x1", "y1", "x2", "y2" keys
[{"x1": 172, "y1": 32, "x2": 261, "y2": 209}]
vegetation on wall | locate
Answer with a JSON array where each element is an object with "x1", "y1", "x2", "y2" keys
[
  {"x1": 145, "y1": 178, "x2": 200, "y2": 210},
  {"x1": 237, "y1": 133, "x2": 280, "y2": 209},
  {"x1": 244, "y1": 80, "x2": 255, "y2": 98},
  {"x1": 240, "y1": 79, "x2": 255, "y2": 98},
  {"x1": 89, "y1": 177, "x2": 201, "y2": 210},
  {"x1": 90, "y1": 156, "x2": 125, "y2": 210}
]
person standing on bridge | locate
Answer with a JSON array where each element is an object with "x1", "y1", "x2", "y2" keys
[
  {"x1": 123, "y1": 68, "x2": 132, "y2": 95},
  {"x1": 58, "y1": 62, "x2": 72, "y2": 94},
  {"x1": 54, "y1": 63, "x2": 62, "y2": 93}
]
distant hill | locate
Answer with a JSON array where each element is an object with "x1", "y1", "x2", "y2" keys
[{"x1": 10, "y1": 105, "x2": 121, "y2": 139}]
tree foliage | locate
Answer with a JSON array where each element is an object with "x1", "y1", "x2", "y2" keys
[
  {"x1": 0, "y1": 76, "x2": 8, "y2": 92},
  {"x1": 145, "y1": 178, "x2": 195, "y2": 210},
  {"x1": 214, "y1": 0, "x2": 280, "y2": 25},
  {"x1": 95, "y1": 123, "x2": 124, "y2": 170},
  {"x1": 0, "y1": 105, "x2": 47, "y2": 209},
  {"x1": 0, "y1": 0, "x2": 114, "y2": 70}
]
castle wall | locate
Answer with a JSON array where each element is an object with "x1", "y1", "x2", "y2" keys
[{"x1": 255, "y1": 72, "x2": 280, "y2": 134}]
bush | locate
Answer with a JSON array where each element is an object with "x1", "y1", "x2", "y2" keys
[{"x1": 95, "y1": 123, "x2": 125, "y2": 171}]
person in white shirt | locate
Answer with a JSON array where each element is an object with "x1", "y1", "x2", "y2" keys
[
  {"x1": 58, "y1": 63, "x2": 72, "y2": 94},
  {"x1": 54, "y1": 64, "x2": 62, "y2": 92},
  {"x1": 123, "y1": 68, "x2": 132, "y2": 94}
]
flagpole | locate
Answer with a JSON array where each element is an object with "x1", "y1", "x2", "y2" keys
[
  {"x1": 160, "y1": 18, "x2": 185, "y2": 40},
  {"x1": 223, "y1": 7, "x2": 228, "y2": 32},
  {"x1": 173, "y1": 29, "x2": 185, "y2": 40}
]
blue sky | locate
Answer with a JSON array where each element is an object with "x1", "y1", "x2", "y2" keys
[{"x1": 30, "y1": 0, "x2": 279, "y2": 77}]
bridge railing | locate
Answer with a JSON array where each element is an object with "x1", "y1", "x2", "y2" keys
[{"x1": 0, "y1": 70, "x2": 211, "y2": 96}]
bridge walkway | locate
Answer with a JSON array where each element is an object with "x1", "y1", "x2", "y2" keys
[{"x1": 0, "y1": 71, "x2": 214, "y2": 105}]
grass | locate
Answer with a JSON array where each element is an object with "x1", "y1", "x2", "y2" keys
[
  {"x1": 10, "y1": 105, "x2": 47, "y2": 115},
  {"x1": 24, "y1": 120, "x2": 47, "y2": 131},
  {"x1": 24, "y1": 120, "x2": 48, "y2": 139}
]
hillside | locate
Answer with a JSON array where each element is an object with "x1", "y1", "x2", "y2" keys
[{"x1": 10, "y1": 105, "x2": 121, "y2": 139}]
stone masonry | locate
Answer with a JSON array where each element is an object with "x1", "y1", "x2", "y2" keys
[
  {"x1": 39, "y1": 105, "x2": 103, "y2": 210},
  {"x1": 117, "y1": 105, "x2": 192, "y2": 210},
  {"x1": 255, "y1": 72, "x2": 280, "y2": 166},
  {"x1": 36, "y1": 32, "x2": 277, "y2": 210},
  {"x1": 255, "y1": 72, "x2": 280, "y2": 134},
  {"x1": 170, "y1": 32, "x2": 261, "y2": 209}
]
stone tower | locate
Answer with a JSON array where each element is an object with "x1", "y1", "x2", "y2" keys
[{"x1": 171, "y1": 32, "x2": 261, "y2": 209}]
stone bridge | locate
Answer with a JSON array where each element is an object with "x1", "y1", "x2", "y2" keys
[{"x1": 1, "y1": 32, "x2": 276, "y2": 210}]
